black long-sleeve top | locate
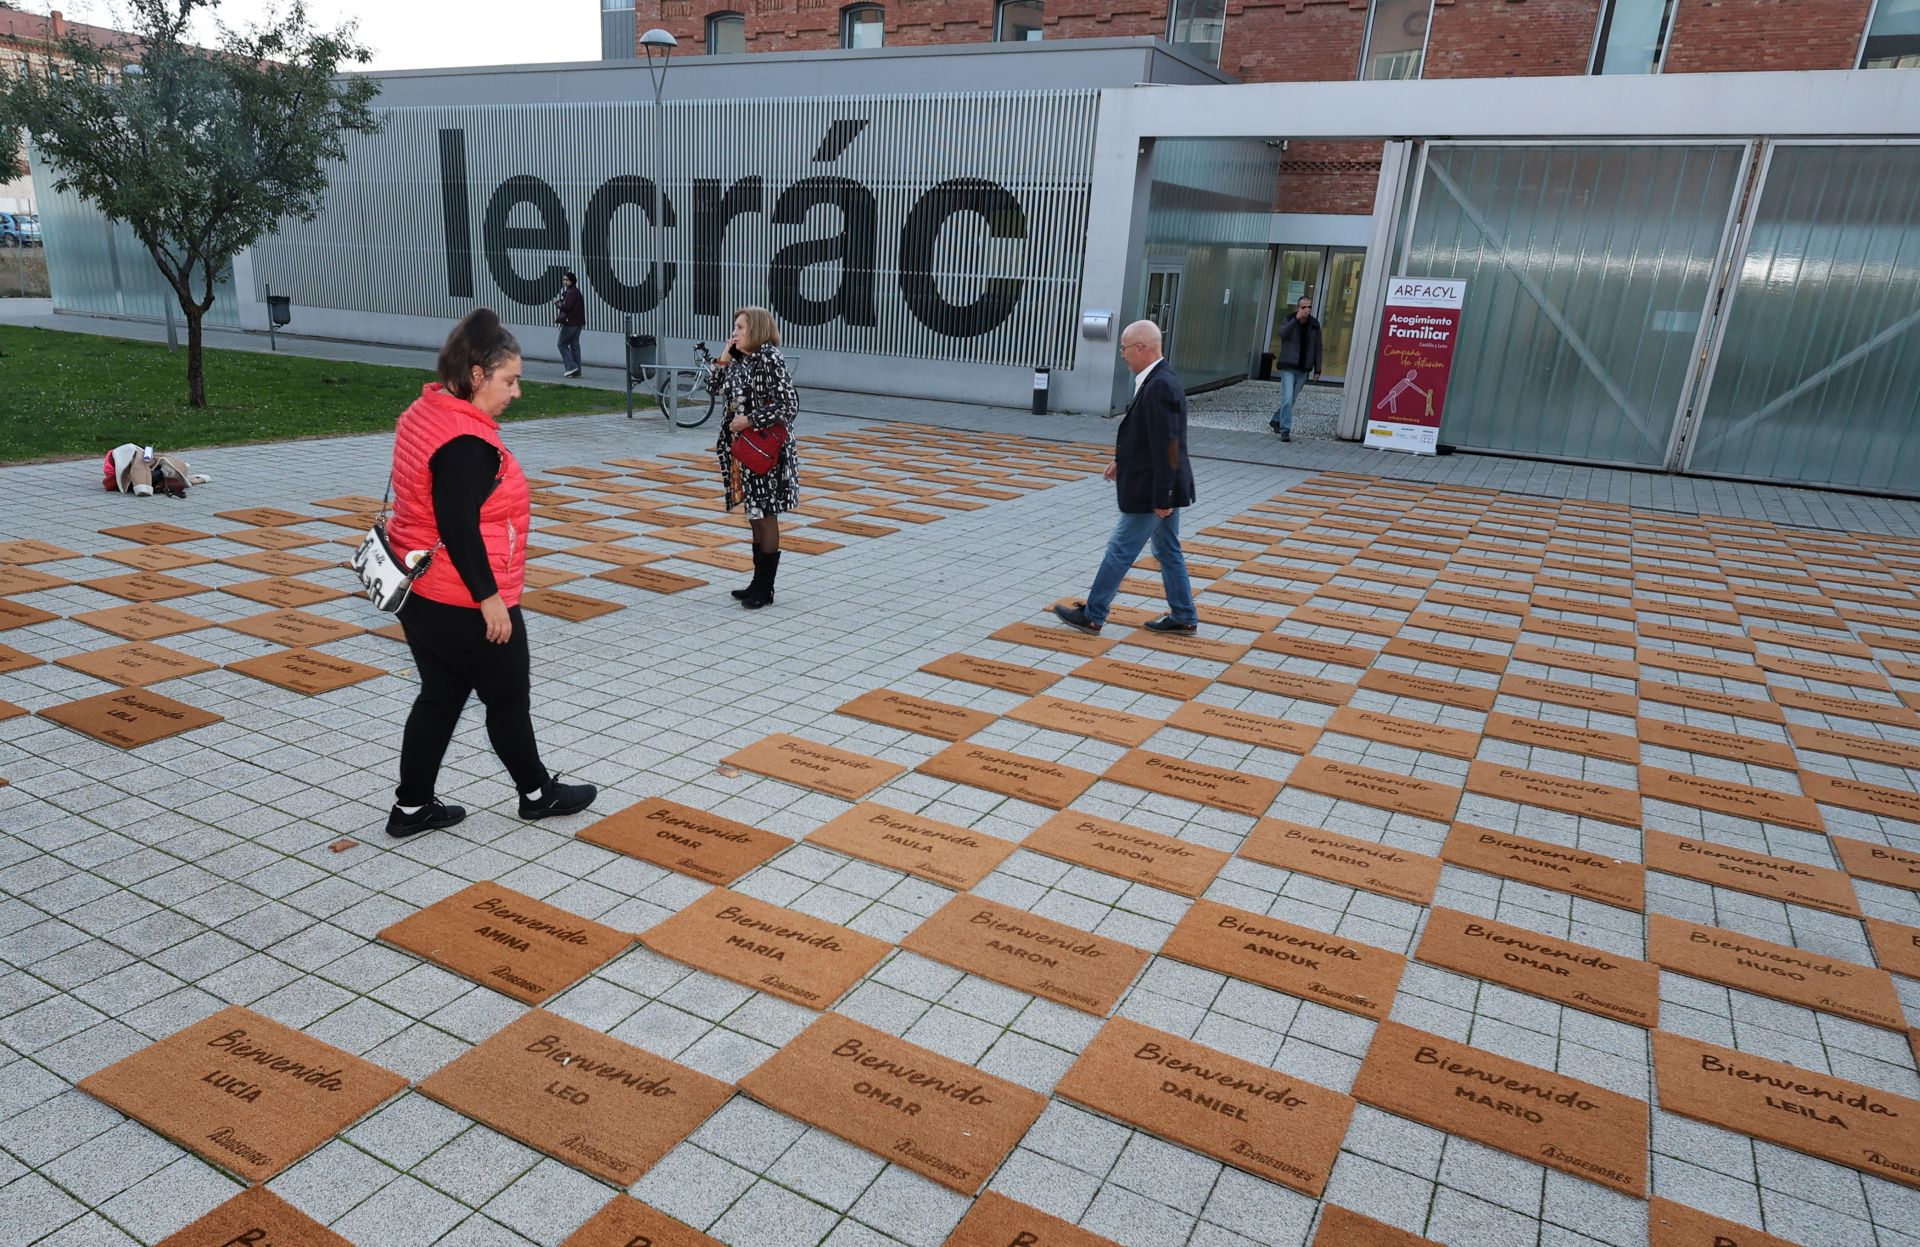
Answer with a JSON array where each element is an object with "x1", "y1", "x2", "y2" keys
[{"x1": 429, "y1": 436, "x2": 500, "y2": 602}]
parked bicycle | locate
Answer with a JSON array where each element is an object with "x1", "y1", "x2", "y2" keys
[{"x1": 623, "y1": 331, "x2": 720, "y2": 429}]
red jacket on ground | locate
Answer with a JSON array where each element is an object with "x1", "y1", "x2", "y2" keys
[{"x1": 386, "y1": 383, "x2": 530, "y2": 608}]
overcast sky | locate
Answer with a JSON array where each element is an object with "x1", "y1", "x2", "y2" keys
[{"x1": 14, "y1": 0, "x2": 603, "y2": 72}]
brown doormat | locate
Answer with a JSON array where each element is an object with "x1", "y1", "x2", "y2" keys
[
  {"x1": 1636, "y1": 718, "x2": 1797, "y2": 770},
  {"x1": 1120, "y1": 630, "x2": 1251, "y2": 664},
  {"x1": 1219, "y1": 663, "x2": 1356, "y2": 706},
  {"x1": 223, "y1": 610, "x2": 364, "y2": 648},
  {"x1": 1775, "y1": 684, "x2": 1920, "y2": 729},
  {"x1": 1759, "y1": 653, "x2": 1890, "y2": 690},
  {"x1": 215, "y1": 507, "x2": 314, "y2": 527},
  {"x1": 596, "y1": 564, "x2": 708, "y2": 594},
  {"x1": 942, "y1": 1192, "x2": 1122, "y2": 1247},
  {"x1": 1290, "y1": 605, "x2": 1401, "y2": 639},
  {"x1": 1162, "y1": 898, "x2": 1404, "y2": 1020},
  {"x1": 222, "y1": 578, "x2": 346, "y2": 610},
  {"x1": 1250, "y1": 632, "x2": 1375, "y2": 669},
  {"x1": 813, "y1": 518, "x2": 899, "y2": 538},
  {"x1": 378, "y1": 881, "x2": 632, "y2": 1004},
  {"x1": 0, "y1": 644, "x2": 39, "y2": 676},
  {"x1": 675, "y1": 548, "x2": 755, "y2": 574},
  {"x1": 222, "y1": 527, "x2": 325, "y2": 551},
  {"x1": 0, "y1": 538, "x2": 81, "y2": 564},
  {"x1": 1638, "y1": 767, "x2": 1824, "y2": 834},
  {"x1": 576, "y1": 797, "x2": 792, "y2": 885},
  {"x1": 1071, "y1": 657, "x2": 1210, "y2": 702},
  {"x1": 725, "y1": 734, "x2": 906, "y2": 800},
  {"x1": 1648, "y1": 1197, "x2": 1799, "y2": 1247},
  {"x1": 648, "y1": 527, "x2": 735, "y2": 549},
  {"x1": 740, "y1": 1012, "x2": 1046, "y2": 1195},
  {"x1": 57, "y1": 642, "x2": 216, "y2": 687},
  {"x1": 1638, "y1": 647, "x2": 1765, "y2": 683},
  {"x1": 104, "y1": 545, "x2": 210, "y2": 572},
  {"x1": 1648, "y1": 914, "x2": 1903, "y2": 1031},
  {"x1": 1053, "y1": 598, "x2": 1156, "y2": 629},
  {"x1": 79, "y1": 1004, "x2": 406, "y2": 1184},
  {"x1": 568, "y1": 543, "x2": 665, "y2": 568},
  {"x1": 222, "y1": 549, "x2": 337, "y2": 577},
  {"x1": 1441, "y1": 823, "x2": 1644, "y2": 910},
  {"x1": 1008, "y1": 695, "x2": 1161, "y2": 747},
  {"x1": 1325, "y1": 707, "x2": 1480, "y2": 760},
  {"x1": 782, "y1": 534, "x2": 844, "y2": 555},
  {"x1": 639, "y1": 886, "x2": 890, "y2": 1010},
  {"x1": 1804, "y1": 772, "x2": 1920, "y2": 824},
  {"x1": 1406, "y1": 611, "x2": 1519, "y2": 643},
  {"x1": 1466, "y1": 761, "x2": 1641, "y2": 827},
  {"x1": 154, "y1": 1187, "x2": 351, "y2": 1247},
  {"x1": 72, "y1": 602, "x2": 211, "y2": 641},
  {"x1": 421, "y1": 1008, "x2": 730, "y2": 1187},
  {"x1": 1287, "y1": 756, "x2": 1460, "y2": 823},
  {"x1": 522, "y1": 565, "x2": 582, "y2": 590},
  {"x1": 1652, "y1": 1031, "x2": 1920, "y2": 1190},
  {"x1": 0, "y1": 566, "x2": 70, "y2": 596},
  {"x1": 1353, "y1": 1021, "x2": 1647, "y2": 1197},
  {"x1": 917, "y1": 743, "x2": 1099, "y2": 809},
  {"x1": 39, "y1": 688, "x2": 222, "y2": 748},
  {"x1": 99, "y1": 522, "x2": 212, "y2": 545},
  {"x1": 989, "y1": 621, "x2": 1116, "y2": 657},
  {"x1": 1311, "y1": 1205, "x2": 1443, "y2": 1247},
  {"x1": 807, "y1": 803, "x2": 1015, "y2": 890},
  {"x1": 1642, "y1": 680, "x2": 1785, "y2": 724},
  {"x1": 1381, "y1": 636, "x2": 1506, "y2": 675},
  {"x1": 540, "y1": 522, "x2": 633, "y2": 545},
  {"x1": 1240, "y1": 819, "x2": 1441, "y2": 905},
  {"x1": 1837, "y1": 836, "x2": 1920, "y2": 891},
  {"x1": 1358, "y1": 669, "x2": 1498, "y2": 713},
  {"x1": 1790, "y1": 724, "x2": 1920, "y2": 770},
  {"x1": 1166, "y1": 702, "x2": 1320, "y2": 755},
  {"x1": 1416, "y1": 907, "x2": 1657, "y2": 1029},
  {"x1": 1104, "y1": 749, "x2": 1280, "y2": 817},
  {"x1": 228, "y1": 649, "x2": 384, "y2": 696},
  {"x1": 1643, "y1": 830, "x2": 1859, "y2": 916},
  {"x1": 1208, "y1": 580, "x2": 1308, "y2": 607},
  {"x1": 1055, "y1": 1017, "x2": 1353, "y2": 1196},
  {"x1": 837, "y1": 689, "x2": 996, "y2": 742},
  {"x1": 1483, "y1": 712, "x2": 1639, "y2": 766},
  {"x1": 560, "y1": 1196, "x2": 722, "y2": 1247},
  {"x1": 901, "y1": 893, "x2": 1147, "y2": 1015},
  {"x1": 1023, "y1": 810, "x2": 1229, "y2": 898},
  {"x1": 520, "y1": 589, "x2": 626, "y2": 621},
  {"x1": 87, "y1": 571, "x2": 207, "y2": 603},
  {"x1": 919, "y1": 652, "x2": 1061, "y2": 695},
  {"x1": 1867, "y1": 917, "x2": 1920, "y2": 979}
]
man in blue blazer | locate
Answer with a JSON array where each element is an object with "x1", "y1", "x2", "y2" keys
[{"x1": 1054, "y1": 320, "x2": 1199, "y2": 635}]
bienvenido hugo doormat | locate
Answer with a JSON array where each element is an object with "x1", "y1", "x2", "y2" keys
[
  {"x1": 739, "y1": 1013, "x2": 1046, "y2": 1195},
  {"x1": 1054, "y1": 1017, "x2": 1353, "y2": 1197},
  {"x1": 153, "y1": 1187, "x2": 352, "y2": 1247},
  {"x1": 901, "y1": 894, "x2": 1149, "y2": 1016},
  {"x1": 1414, "y1": 907, "x2": 1658, "y2": 1029},
  {"x1": 1647, "y1": 915, "x2": 1905, "y2": 1032},
  {"x1": 1352, "y1": 1021, "x2": 1648, "y2": 1197},
  {"x1": 1022, "y1": 810, "x2": 1230, "y2": 898},
  {"x1": 558, "y1": 1196, "x2": 723, "y2": 1247},
  {"x1": 419, "y1": 1010, "x2": 731, "y2": 1186},
  {"x1": 639, "y1": 886, "x2": 891, "y2": 1010},
  {"x1": 1158, "y1": 899, "x2": 1405, "y2": 1022},
  {"x1": 377, "y1": 882, "x2": 631, "y2": 1005},
  {"x1": 79, "y1": 1005, "x2": 406, "y2": 1183},
  {"x1": 576, "y1": 798, "x2": 793, "y2": 886},
  {"x1": 1652, "y1": 1032, "x2": 1920, "y2": 1190},
  {"x1": 942, "y1": 1192, "x2": 1123, "y2": 1247},
  {"x1": 724, "y1": 734, "x2": 906, "y2": 800},
  {"x1": 1238, "y1": 819, "x2": 1442, "y2": 905},
  {"x1": 805, "y1": 802, "x2": 1017, "y2": 890},
  {"x1": 39, "y1": 689, "x2": 223, "y2": 749}
]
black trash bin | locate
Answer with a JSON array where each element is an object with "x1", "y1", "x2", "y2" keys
[
  {"x1": 1258, "y1": 351, "x2": 1275, "y2": 380},
  {"x1": 624, "y1": 331, "x2": 657, "y2": 380}
]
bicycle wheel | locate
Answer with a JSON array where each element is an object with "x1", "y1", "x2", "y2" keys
[{"x1": 674, "y1": 383, "x2": 718, "y2": 428}]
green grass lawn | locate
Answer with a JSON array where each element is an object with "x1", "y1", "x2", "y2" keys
[{"x1": 0, "y1": 325, "x2": 634, "y2": 464}]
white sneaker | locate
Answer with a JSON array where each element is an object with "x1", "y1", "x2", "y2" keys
[{"x1": 562, "y1": 370, "x2": 581, "y2": 378}]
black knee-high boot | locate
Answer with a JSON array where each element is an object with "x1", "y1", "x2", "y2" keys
[
  {"x1": 731, "y1": 550, "x2": 764, "y2": 601},
  {"x1": 743, "y1": 550, "x2": 779, "y2": 609}
]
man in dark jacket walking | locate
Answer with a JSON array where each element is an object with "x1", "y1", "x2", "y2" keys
[
  {"x1": 1269, "y1": 296, "x2": 1322, "y2": 442},
  {"x1": 555, "y1": 271, "x2": 585, "y2": 378},
  {"x1": 1054, "y1": 320, "x2": 1199, "y2": 635}
]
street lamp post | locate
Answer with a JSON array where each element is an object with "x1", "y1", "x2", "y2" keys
[{"x1": 640, "y1": 28, "x2": 677, "y2": 365}]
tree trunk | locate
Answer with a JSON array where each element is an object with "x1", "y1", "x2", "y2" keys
[{"x1": 184, "y1": 302, "x2": 207, "y2": 408}]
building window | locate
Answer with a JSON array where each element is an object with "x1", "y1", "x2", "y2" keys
[
  {"x1": 996, "y1": 0, "x2": 1044, "y2": 42},
  {"x1": 1590, "y1": 0, "x2": 1676, "y2": 74},
  {"x1": 1360, "y1": 0, "x2": 1431, "y2": 79},
  {"x1": 706, "y1": 11, "x2": 745, "y2": 54},
  {"x1": 1861, "y1": 0, "x2": 1920, "y2": 67},
  {"x1": 1167, "y1": 0, "x2": 1226, "y2": 67},
  {"x1": 842, "y1": 4, "x2": 885, "y2": 48}
]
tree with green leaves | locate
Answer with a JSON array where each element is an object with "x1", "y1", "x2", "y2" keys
[{"x1": 2, "y1": 0, "x2": 381, "y2": 406}]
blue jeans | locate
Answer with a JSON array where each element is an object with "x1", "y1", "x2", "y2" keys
[
  {"x1": 1271, "y1": 368, "x2": 1306, "y2": 433},
  {"x1": 557, "y1": 324, "x2": 582, "y2": 373},
  {"x1": 1084, "y1": 509, "x2": 1196, "y2": 627}
]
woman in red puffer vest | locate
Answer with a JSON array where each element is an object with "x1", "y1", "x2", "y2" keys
[{"x1": 383, "y1": 309, "x2": 596, "y2": 837}]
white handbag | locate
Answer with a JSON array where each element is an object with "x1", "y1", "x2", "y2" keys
[{"x1": 350, "y1": 478, "x2": 439, "y2": 613}]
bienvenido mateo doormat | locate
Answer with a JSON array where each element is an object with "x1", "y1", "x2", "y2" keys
[{"x1": 79, "y1": 1005, "x2": 406, "y2": 1183}]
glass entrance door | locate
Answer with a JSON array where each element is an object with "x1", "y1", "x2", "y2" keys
[
  {"x1": 1143, "y1": 266, "x2": 1182, "y2": 362},
  {"x1": 1266, "y1": 245, "x2": 1366, "y2": 380}
]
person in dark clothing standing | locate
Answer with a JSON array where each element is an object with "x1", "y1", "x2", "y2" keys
[
  {"x1": 555, "y1": 271, "x2": 585, "y2": 378},
  {"x1": 1269, "y1": 295, "x2": 1322, "y2": 443},
  {"x1": 1053, "y1": 320, "x2": 1198, "y2": 636},
  {"x1": 381, "y1": 309, "x2": 597, "y2": 837}
]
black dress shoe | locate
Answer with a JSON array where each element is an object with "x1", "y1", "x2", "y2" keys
[
  {"x1": 1144, "y1": 615, "x2": 1198, "y2": 634},
  {"x1": 386, "y1": 800, "x2": 466, "y2": 838},
  {"x1": 519, "y1": 775, "x2": 598, "y2": 820},
  {"x1": 1280, "y1": 431, "x2": 1291, "y2": 443},
  {"x1": 1051, "y1": 603, "x2": 1101, "y2": 634}
]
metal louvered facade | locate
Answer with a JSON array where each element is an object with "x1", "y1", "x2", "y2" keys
[{"x1": 249, "y1": 91, "x2": 1099, "y2": 370}]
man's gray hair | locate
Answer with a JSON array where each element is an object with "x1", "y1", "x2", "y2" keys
[{"x1": 1121, "y1": 319, "x2": 1162, "y2": 349}]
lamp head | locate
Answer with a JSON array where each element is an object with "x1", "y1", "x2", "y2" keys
[{"x1": 639, "y1": 28, "x2": 678, "y2": 51}]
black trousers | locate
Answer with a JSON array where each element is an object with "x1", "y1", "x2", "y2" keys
[{"x1": 395, "y1": 594, "x2": 547, "y2": 805}]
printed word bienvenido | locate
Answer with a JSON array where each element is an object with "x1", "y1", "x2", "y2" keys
[
  {"x1": 470, "y1": 896, "x2": 592, "y2": 944},
  {"x1": 203, "y1": 1028, "x2": 346, "y2": 1095}
]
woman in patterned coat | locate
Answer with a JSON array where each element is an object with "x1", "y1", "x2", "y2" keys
[{"x1": 707, "y1": 305, "x2": 800, "y2": 609}]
